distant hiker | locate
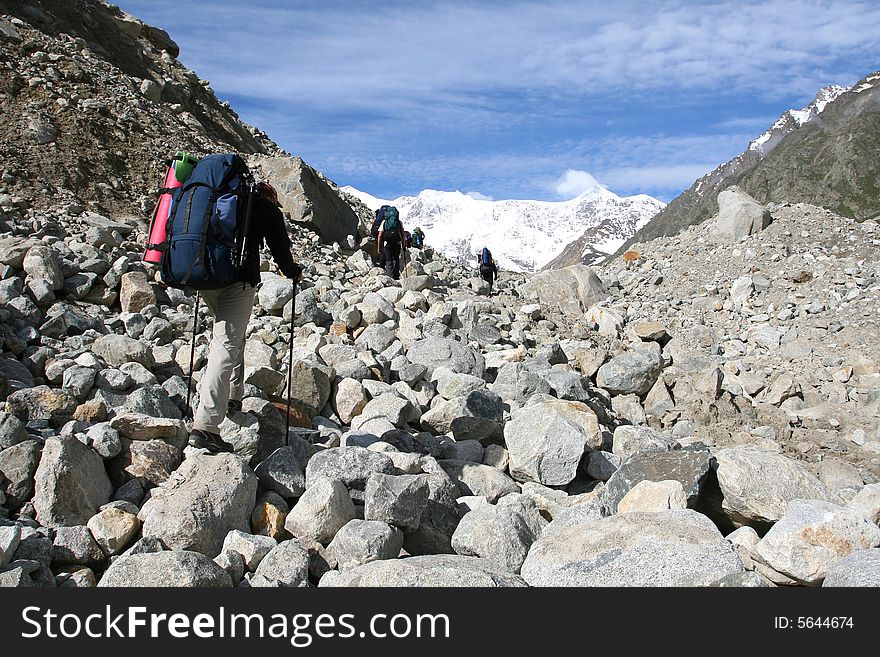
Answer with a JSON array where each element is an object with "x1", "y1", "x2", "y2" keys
[
  {"x1": 411, "y1": 227, "x2": 425, "y2": 249},
  {"x1": 377, "y1": 205, "x2": 405, "y2": 280},
  {"x1": 478, "y1": 246, "x2": 498, "y2": 293},
  {"x1": 404, "y1": 230, "x2": 412, "y2": 249},
  {"x1": 188, "y1": 180, "x2": 303, "y2": 453},
  {"x1": 371, "y1": 205, "x2": 390, "y2": 268}
]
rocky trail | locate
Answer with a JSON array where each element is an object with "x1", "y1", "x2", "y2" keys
[{"x1": 1, "y1": 2, "x2": 879, "y2": 588}]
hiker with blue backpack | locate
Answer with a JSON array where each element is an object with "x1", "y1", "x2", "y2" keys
[
  {"x1": 155, "y1": 153, "x2": 302, "y2": 454},
  {"x1": 478, "y1": 246, "x2": 498, "y2": 293},
  {"x1": 377, "y1": 205, "x2": 405, "y2": 279}
]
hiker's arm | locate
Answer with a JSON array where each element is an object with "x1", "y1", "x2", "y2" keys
[
  {"x1": 377, "y1": 231, "x2": 383, "y2": 255},
  {"x1": 264, "y1": 205, "x2": 302, "y2": 281}
]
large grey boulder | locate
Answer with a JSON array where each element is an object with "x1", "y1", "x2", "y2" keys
[
  {"x1": 284, "y1": 477, "x2": 356, "y2": 544},
  {"x1": 517, "y1": 265, "x2": 608, "y2": 315},
  {"x1": 713, "y1": 446, "x2": 841, "y2": 527},
  {"x1": 823, "y1": 549, "x2": 880, "y2": 587},
  {"x1": 420, "y1": 389, "x2": 503, "y2": 441},
  {"x1": 119, "y1": 272, "x2": 156, "y2": 313},
  {"x1": 596, "y1": 349, "x2": 663, "y2": 397},
  {"x1": 504, "y1": 398, "x2": 601, "y2": 486},
  {"x1": 305, "y1": 446, "x2": 395, "y2": 490},
  {"x1": 91, "y1": 334, "x2": 154, "y2": 369},
  {"x1": 521, "y1": 509, "x2": 744, "y2": 586},
  {"x1": 439, "y1": 460, "x2": 519, "y2": 502},
  {"x1": 98, "y1": 551, "x2": 232, "y2": 587},
  {"x1": 252, "y1": 155, "x2": 360, "y2": 244},
  {"x1": 490, "y1": 363, "x2": 552, "y2": 404},
  {"x1": 140, "y1": 454, "x2": 257, "y2": 556},
  {"x1": 451, "y1": 494, "x2": 546, "y2": 573},
  {"x1": 5, "y1": 386, "x2": 78, "y2": 427},
  {"x1": 253, "y1": 539, "x2": 310, "y2": 587},
  {"x1": 23, "y1": 245, "x2": 64, "y2": 291},
  {"x1": 33, "y1": 436, "x2": 112, "y2": 527},
  {"x1": 0, "y1": 411, "x2": 29, "y2": 450},
  {"x1": 407, "y1": 337, "x2": 485, "y2": 379},
  {"x1": 287, "y1": 360, "x2": 331, "y2": 417},
  {"x1": 257, "y1": 273, "x2": 294, "y2": 311},
  {"x1": 319, "y1": 554, "x2": 528, "y2": 587},
  {"x1": 328, "y1": 520, "x2": 404, "y2": 570},
  {"x1": 601, "y1": 447, "x2": 713, "y2": 515},
  {"x1": 364, "y1": 473, "x2": 430, "y2": 531},
  {"x1": 753, "y1": 500, "x2": 880, "y2": 585},
  {"x1": 713, "y1": 187, "x2": 772, "y2": 242}
]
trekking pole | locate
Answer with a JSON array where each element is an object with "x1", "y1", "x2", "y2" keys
[
  {"x1": 285, "y1": 281, "x2": 297, "y2": 442},
  {"x1": 185, "y1": 291, "x2": 201, "y2": 419}
]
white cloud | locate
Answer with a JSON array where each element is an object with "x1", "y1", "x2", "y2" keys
[
  {"x1": 465, "y1": 191, "x2": 494, "y2": 201},
  {"x1": 553, "y1": 170, "x2": 604, "y2": 199},
  {"x1": 598, "y1": 164, "x2": 718, "y2": 196}
]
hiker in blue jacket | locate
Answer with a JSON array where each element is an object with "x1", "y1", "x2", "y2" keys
[
  {"x1": 377, "y1": 206, "x2": 405, "y2": 279},
  {"x1": 188, "y1": 181, "x2": 302, "y2": 453}
]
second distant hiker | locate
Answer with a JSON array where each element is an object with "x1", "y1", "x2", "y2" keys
[
  {"x1": 478, "y1": 246, "x2": 498, "y2": 293},
  {"x1": 377, "y1": 205, "x2": 405, "y2": 279}
]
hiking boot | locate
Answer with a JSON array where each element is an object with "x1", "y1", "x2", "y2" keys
[
  {"x1": 187, "y1": 429, "x2": 234, "y2": 453},
  {"x1": 227, "y1": 398, "x2": 243, "y2": 416}
]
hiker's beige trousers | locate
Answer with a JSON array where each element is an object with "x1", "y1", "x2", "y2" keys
[{"x1": 192, "y1": 282, "x2": 256, "y2": 434}]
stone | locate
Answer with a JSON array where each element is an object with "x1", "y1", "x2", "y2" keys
[
  {"x1": 52, "y1": 526, "x2": 105, "y2": 567},
  {"x1": 109, "y1": 412, "x2": 181, "y2": 441},
  {"x1": 91, "y1": 334, "x2": 154, "y2": 369},
  {"x1": 0, "y1": 412, "x2": 29, "y2": 450},
  {"x1": 364, "y1": 473, "x2": 430, "y2": 531},
  {"x1": 0, "y1": 439, "x2": 42, "y2": 508},
  {"x1": 98, "y1": 551, "x2": 232, "y2": 587},
  {"x1": 33, "y1": 436, "x2": 112, "y2": 527},
  {"x1": 305, "y1": 446, "x2": 395, "y2": 490},
  {"x1": 713, "y1": 187, "x2": 772, "y2": 242},
  {"x1": 438, "y1": 460, "x2": 519, "y2": 503},
  {"x1": 5, "y1": 385, "x2": 78, "y2": 427},
  {"x1": 753, "y1": 500, "x2": 880, "y2": 585},
  {"x1": 287, "y1": 360, "x2": 331, "y2": 417},
  {"x1": 353, "y1": 393, "x2": 419, "y2": 430},
  {"x1": 517, "y1": 265, "x2": 608, "y2": 315},
  {"x1": 284, "y1": 477, "x2": 356, "y2": 544},
  {"x1": 451, "y1": 494, "x2": 546, "y2": 573},
  {"x1": 23, "y1": 245, "x2": 64, "y2": 291},
  {"x1": 141, "y1": 453, "x2": 257, "y2": 556},
  {"x1": 602, "y1": 448, "x2": 713, "y2": 516},
  {"x1": 522, "y1": 509, "x2": 744, "y2": 586},
  {"x1": 584, "y1": 450, "x2": 621, "y2": 482},
  {"x1": 617, "y1": 479, "x2": 688, "y2": 513},
  {"x1": 254, "y1": 447, "x2": 306, "y2": 499},
  {"x1": 482, "y1": 444, "x2": 509, "y2": 471},
  {"x1": 823, "y1": 549, "x2": 880, "y2": 587},
  {"x1": 319, "y1": 554, "x2": 527, "y2": 587},
  {"x1": 221, "y1": 529, "x2": 277, "y2": 571},
  {"x1": 333, "y1": 378, "x2": 369, "y2": 425},
  {"x1": 85, "y1": 423, "x2": 122, "y2": 459},
  {"x1": 258, "y1": 273, "x2": 294, "y2": 311},
  {"x1": 612, "y1": 425, "x2": 679, "y2": 462},
  {"x1": 596, "y1": 348, "x2": 663, "y2": 397},
  {"x1": 87, "y1": 507, "x2": 141, "y2": 555},
  {"x1": 125, "y1": 440, "x2": 182, "y2": 487},
  {"x1": 713, "y1": 446, "x2": 841, "y2": 528},
  {"x1": 407, "y1": 337, "x2": 485, "y2": 379},
  {"x1": 251, "y1": 493, "x2": 289, "y2": 540},
  {"x1": 1, "y1": 525, "x2": 22, "y2": 566},
  {"x1": 847, "y1": 484, "x2": 880, "y2": 525},
  {"x1": 328, "y1": 519, "x2": 404, "y2": 570},
  {"x1": 119, "y1": 272, "x2": 155, "y2": 313},
  {"x1": 504, "y1": 398, "x2": 601, "y2": 486},
  {"x1": 253, "y1": 538, "x2": 310, "y2": 587}
]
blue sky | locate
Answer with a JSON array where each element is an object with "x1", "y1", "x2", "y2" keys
[{"x1": 117, "y1": 0, "x2": 879, "y2": 203}]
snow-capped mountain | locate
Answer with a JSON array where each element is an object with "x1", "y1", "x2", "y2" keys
[
  {"x1": 748, "y1": 84, "x2": 849, "y2": 155},
  {"x1": 343, "y1": 186, "x2": 664, "y2": 272}
]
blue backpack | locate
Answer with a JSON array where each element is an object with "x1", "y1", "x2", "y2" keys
[
  {"x1": 481, "y1": 247, "x2": 492, "y2": 267},
  {"x1": 370, "y1": 205, "x2": 388, "y2": 238},
  {"x1": 161, "y1": 154, "x2": 253, "y2": 290}
]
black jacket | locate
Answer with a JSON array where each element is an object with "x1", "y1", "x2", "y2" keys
[{"x1": 240, "y1": 196, "x2": 301, "y2": 286}]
